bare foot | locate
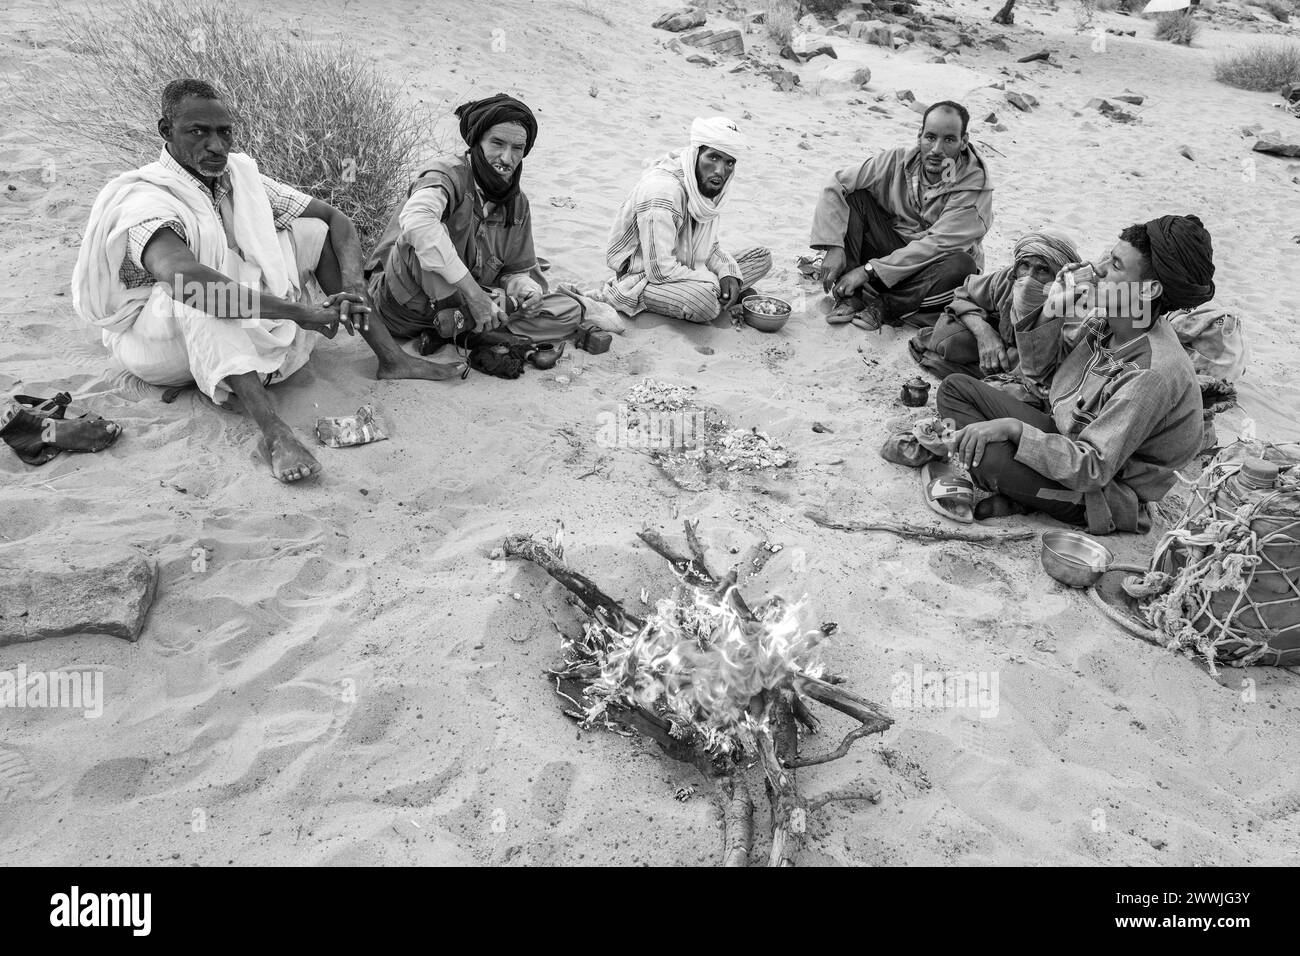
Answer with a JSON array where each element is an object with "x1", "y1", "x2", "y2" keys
[
  {"x1": 258, "y1": 426, "x2": 321, "y2": 483},
  {"x1": 376, "y1": 355, "x2": 466, "y2": 381}
]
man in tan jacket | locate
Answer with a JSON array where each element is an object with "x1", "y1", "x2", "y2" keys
[{"x1": 811, "y1": 101, "x2": 993, "y2": 329}]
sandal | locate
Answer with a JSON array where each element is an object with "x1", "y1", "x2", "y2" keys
[{"x1": 922, "y1": 460, "x2": 974, "y2": 524}]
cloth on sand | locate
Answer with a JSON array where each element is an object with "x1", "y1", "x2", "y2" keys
[
  {"x1": 909, "y1": 228, "x2": 1080, "y2": 396},
  {"x1": 72, "y1": 149, "x2": 321, "y2": 405},
  {"x1": 598, "y1": 116, "x2": 773, "y2": 322}
]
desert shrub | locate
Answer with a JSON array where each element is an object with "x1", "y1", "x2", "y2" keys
[
  {"x1": 1154, "y1": 10, "x2": 1200, "y2": 44},
  {"x1": 1260, "y1": 0, "x2": 1292, "y2": 22},
  {"x1": 765, "y1": 0, "x2": 799, "y2": 45},
  {"x1": 1214, "y1": 42, "x2": 1300, "y2": 90},
  {"x1": 18, "y1": 0, "x2": 433, "y2": 249},
  {"x1": 801, "y1": 0, "x2": 851, "y2": 15}
]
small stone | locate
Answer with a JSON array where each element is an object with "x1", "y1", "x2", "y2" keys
[
  {"x1": 652, "y1": 8, "x2": 706, "y2": 33},
  {"x1": 1005, "y1": 91, "x2": 1036, "y2": 112},
  {"x1": 984, "y1": 112, "x2": 998, "y2": 123},
  {"x1": 1176, "y1": 144, "x2": 1195, "y2": 161}
]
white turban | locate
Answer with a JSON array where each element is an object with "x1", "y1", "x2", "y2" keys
[{"x1": 688, "y1": 116, "x2": 747, "y2": 157}]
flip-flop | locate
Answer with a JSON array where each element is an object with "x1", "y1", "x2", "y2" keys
[{"x1": 922, "y1": 460, "x2": 974, "y2": 524}]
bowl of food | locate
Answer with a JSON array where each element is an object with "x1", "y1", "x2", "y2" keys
[
  {"x1": 741, "y1": 295, "x2": 792, "y2": 332},
  {"x1": 1040, "y1": 530, "x2": 1114, "y2": 588}
]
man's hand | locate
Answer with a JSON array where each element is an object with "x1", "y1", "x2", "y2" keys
[
  {"x1": 516, "y1": 285, "x2": 544, "y2": 319},
  {"x1": 832, "y1": 265, "x2": 868, "y2": 300},
  {"x1": 973, "y1": 324, "x2": 1010, "y2": 375},
  {"x1": 819, "y1": 247, "x2": 846, "y2": 292},
  {"x1": 952, "y1": 418, "x2": 1023, "y2": 470},
  {"x1": 718, "y1": 276, "x2": 743, "y2": 312},
  {"x1": 325, "y1": 290, "x2": 371, "y2": 335},
  {"x1": 465, "y1": 289, "x2": 507, "y2": 332},
  {"x1": 293, "y1": 304, "x2": 343, "y2": 338}
]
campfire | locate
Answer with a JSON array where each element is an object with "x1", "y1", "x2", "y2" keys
[{"x1": 503, "y1": 520, "x2": 893, "y2": 866}]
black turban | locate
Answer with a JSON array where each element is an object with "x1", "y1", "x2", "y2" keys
[
  {"x1": 1145, "y1": 214, "x2": 1215, "y2": 311},
  {"x1": 454, "y1": 94, "x2": 538, "y2": 204}
]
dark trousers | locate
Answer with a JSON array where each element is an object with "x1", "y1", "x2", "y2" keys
[
  {"x1": 844, "y1": 189, "x2": 979, "y2": 327},
  {"x1": 936, "y1": 373, "x2": 1088, "y2": 526}
]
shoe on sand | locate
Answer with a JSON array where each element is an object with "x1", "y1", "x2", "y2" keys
[{"x1": 922, "y1": 460, "x2": 974, "y2": 524}]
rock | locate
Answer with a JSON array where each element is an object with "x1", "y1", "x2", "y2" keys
[
  {"x1": 891, "y1": 2, "x2": 914, "y2": 13},
  {"x1": 0, "y1": 547, "x2": 157, "y2": 646},
  {"x1": 1005, "y1": 91, "x2": 1037, "y2": 111},
  {"x1": 798, "y1": 13, "x2": 822, "y2": 33},
  {"x1": 1017, "y1": 49, "x2": 1052, "y2": 63},
  {"x1": 990, "y1": 81, "x2": 1006, "y2": 91},
  {"x1": 686, "y1": 53, "x2": 717, "y2": 67},
  {"x1": 1114, "y1": 93, "x2": 1145, "y2": 106},
  {"x1": 986, "y1": 36, "x2": 1010, "y2": 52},
  {"x1": 896, "y1": 89, "x2": 915, "y2": 104},
  {"x1": 681, "y1": 28, "x2": 744, "y2": 56},
  {"x1": 652, "y1": 8, "x2": 706, "y2": 32},
  {"x1": 797, "y1": 140, "x2": 813, "y2": 150},
  {"x1": 992, "y1": 123, "x2": 1009, "y2": 132},
  {"x1": 1241, "y1": 124, "x2": 1263, "y2": 136},
  {"x1": 984, "y1": 112, "x2": 998, "y2": 123},
  {"x1": 1086, "y1": 98, "x2": 1138, "y2": 123},
  {"x1": 1177, "y1": 145, "x2": 1195, "y2": 161},
  {"x1": 927, "y1": 54, "x2": 947, "y2": 63},
  {"x1": 1254, "y1": 134, "x2": 1300, "y2": 157}
]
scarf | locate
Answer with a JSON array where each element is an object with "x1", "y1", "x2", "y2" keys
[
  {"x1": 1010, "y1": 228, "x2": 1079, "y2": 322},
  {"x1": 1145, "y1": 214, "x2": 1215, "y2": 310},
  {"x1": 455, "y1": 93, "x2": 538, "y2": 205}
]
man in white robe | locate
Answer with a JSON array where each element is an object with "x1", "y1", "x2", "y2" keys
[{"x1": 72, "y1": 79, "x2": 379, "y2": 483}]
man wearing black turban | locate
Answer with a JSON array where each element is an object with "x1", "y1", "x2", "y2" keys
[
  {"x1": 358, "y1": 93, "x2": 595, "y2": 380},
  {"x1": 923, "y1": 214, "x2": 1211, "y2": 535}
]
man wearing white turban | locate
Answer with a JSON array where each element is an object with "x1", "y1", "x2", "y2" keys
[{"x1": 594, "y1": 117, "x2": 772, "y2": 324}]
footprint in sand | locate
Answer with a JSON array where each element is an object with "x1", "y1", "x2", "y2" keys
[
  {"x1": 72, "y1": 756, "x2": 149, "y2": 805},
  {"x1": 927, "y1": 551, "x2": 1009, "y2": 590},
  {"x1": 0, "y1": 747, "x2": 38, "y2": 803},
  {"x1": 529, "y1": 760, "x2": 577, "y2": 827}
]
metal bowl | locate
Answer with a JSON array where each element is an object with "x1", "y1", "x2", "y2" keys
[
  {"x1": 741, "y1": 295, "x2": 792, "y2": 332},
  {"x1": 1040, "y1": 530, "x2": 1114, "y2": 588}
]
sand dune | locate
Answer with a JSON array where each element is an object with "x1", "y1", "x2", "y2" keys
[{"x1": 1, "y1": 0, "x2": 1298, "y2": 866}]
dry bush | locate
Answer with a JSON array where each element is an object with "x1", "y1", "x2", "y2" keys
[
  {"x1": 15, "y1": 0, "x2": 434, "y2": 249},
  {"x1": 764, "y1": 0, "x2": 799, "y2": 46},
  {"x1": 1075, "y1": 0, "x2": 1097, "y2": 31},
  {"x1": 1214, "y1": 41, "x2": 1300, "y2": 90},
  {"x1": 1154, "y1": 10, "x2": 1200, "y2": 44},
  {"x1": 1257, "y1": 0, "x2": 1293, "y2": 22}
]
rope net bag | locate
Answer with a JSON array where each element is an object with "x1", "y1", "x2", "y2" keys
[{"x1": 1122, "y1": 440, "x2": 1300, "y2": 672}]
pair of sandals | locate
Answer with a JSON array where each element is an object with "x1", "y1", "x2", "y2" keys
[
  {"x1": 417, "y1": 328, "x2": 566, "y2": 370},
  {"x1": 825, "y1": 292, "x2": 886, "y2": 332},
  {"x1": 905, "y1": 417, "x2": 976, "y2": 525},
  {"x1": 0, "y1": 392, "x2": 122, "y2": 466}
]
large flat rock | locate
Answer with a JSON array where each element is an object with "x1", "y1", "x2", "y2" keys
[{"x1": 0, "y1": 547, "x2": 157, "y2": 646}]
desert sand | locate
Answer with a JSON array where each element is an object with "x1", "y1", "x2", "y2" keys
[{"x1": 1, "y1": 0, "x2": 1299, "y2": 866}]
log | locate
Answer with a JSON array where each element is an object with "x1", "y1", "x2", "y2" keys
[
  {"x1": 804, "y1": 509, "x2": 1038, "y2": 543},
  {"x1": 720, "y1": 775, "x2": 754, "y2": 867},
  {"x1": 503, "y1": 533, "x2": 643, "y2": 630}
]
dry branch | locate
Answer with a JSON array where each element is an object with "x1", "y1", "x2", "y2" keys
[{"x1": 804, "y1": 509, "x2": 1038, "y2": 543}]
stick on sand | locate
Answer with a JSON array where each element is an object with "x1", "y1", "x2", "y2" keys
[{"x1": 804, "y1": 509, "x2": 1038, "y2": 544}]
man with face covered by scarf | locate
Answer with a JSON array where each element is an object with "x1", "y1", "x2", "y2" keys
[
  {"x1": 910, "y1": 228, "x2": 1079, "y2": 404},
  {"x1": 928, "y1": 214, "x2": 1213, "y2": 535},
  {"x1": 594, "y1": 116, "x2": 773, "y2": 323},
  {"x1": 360, "y1": 93, "x2": 597, "y2": 378}
]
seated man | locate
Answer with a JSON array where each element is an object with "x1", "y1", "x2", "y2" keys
[
  {"x1": 594, "y1": 117, "x2": 772, "y2": 324},
  {"x1": 73, "y1": 79, "x2": 372, "y2": 484},
  {"x1": 936, "y1": 215, "x2": 1214, "y2": 533},
  {"x1": 812, "y1": 100, "x2": 993, "y2": 329},
  {"x1": 364, "y1": 94, "x2": 594, "y2": 369},
  {"x1": 909, "y1": 229, "x2": 1079, "y2": 407}
]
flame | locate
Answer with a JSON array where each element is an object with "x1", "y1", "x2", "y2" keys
[{"x1": 581, "y1": 583, "x2": 826, "y2": 755}]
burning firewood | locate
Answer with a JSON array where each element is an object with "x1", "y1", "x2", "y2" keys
[{"x1": 502, "y1": 520, "x2": 893, "y2": 867}]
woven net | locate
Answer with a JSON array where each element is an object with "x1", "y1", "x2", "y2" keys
[{"x1": 1122, "y1": 440, "x2": 1300, "y2": 672}]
